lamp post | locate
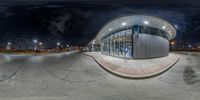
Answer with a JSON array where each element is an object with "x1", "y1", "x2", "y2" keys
[
  {"x1": 170, "y1": 41, "x2": 176, "y2": 51},
  {"x1": 39, "y1": 42, "x2": 43, "y2": 51},
  {"x1": 57, "y1": 42, "x2": 60, "y2": 46},
  {"x1": 8, "y1": 42, "x2": 11, "y2": 46},
  {"x1": 33, "y1": 39, "x2": 38, "y2": 51},
  {"x1": 66, "y1": 44, "x2": 69, "y2": 48},
  {"x1": 39, "y1": 42, "x2": 42, "y2": 46},
  {"x1": 6, "y1": 42, "x2": 11, "y2": 51},
  {"x1": 57, "y1": 42, "x2": 60, "y2": 51},
  {"x1": 66, "y1": 44, "x2": 69, "y2": 51}
]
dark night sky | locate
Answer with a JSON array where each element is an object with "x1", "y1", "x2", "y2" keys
[{"x1": 0, "y1": 0, "x2": 200, "y2": 49}]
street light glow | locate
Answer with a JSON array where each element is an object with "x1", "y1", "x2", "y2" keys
[
  {"x1": 8, "y1": 42, "x2": 11, "y2": 45},
  {"x1": 57, "y1": 42, "x2": 60, "y2": 46},
  {"x1": 39, "y1": 42, "x2": 42, "y2": 45},
  {"x1": 171, "y1": 41, "x2": 175, "y2": 45},
  {"x1": 33, "y1": 39, "x2": 38, "y2": 43}
]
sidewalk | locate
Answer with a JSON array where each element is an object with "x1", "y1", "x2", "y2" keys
[{"x1": 84, "y1": 52, "x2": 180, "y2": 78}]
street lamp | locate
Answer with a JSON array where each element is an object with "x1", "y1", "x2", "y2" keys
[
  {"x1": 56, "y1": 42, "x2": 61, "y2": 51},
  {"x1": 8, "y1": 42, "x2": 11, "y2": 45},
  {"x1": 33, "y1": 39, "x2": 37, "y2": 44},
  {"x1": 171, "y1": 41, "x2": 175, "y2": 45},
  {"x1": 57, "y1": 42, "x2": 60, "y2": 46},
  {"x1": 39, "y1": 42, "x2": 42, "y2": 46},
  {"x1": 66, "y1": 44, "x2": 69, "y2": 48},
  {"x1": 33, "y1": 39, "x2": 38, "y2": 51},
  {"x1": 170, "y1": 41, "x2": 176, "y2": 51},
  {"x1": 6, "y1": 42, "x2": 11, "y2": 51},
  {"x1": 38, "y1": 42, "x2": 43, "y2": 51}
]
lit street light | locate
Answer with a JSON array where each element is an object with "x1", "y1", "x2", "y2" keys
[
  {"x1": 8, "y1": 42, "x2": 11, "y2": 45},
  {"x1": 57, "y1": 42, "x2": 60, "y2": 46},
  {"x1": 39, "y1": 42, "x2": 42, "y2": 46},
  {"x1": 6, "y1": 42, "x2": 11, "y2": 50},
  {"x1": 56, "y1": 42, "x2": 61, "y2": 51},
  {"x1": 171, "y1": 41, "x2": 175, "y2": 45},
  {"x1": 170, "y1": 41, "x2": 176, "y2": 51},
  {"x1": 33, "y1": 39, "x2": 38, "y2": 43},
  {"x1": 33, "y1": 39, "x2": 38, "y2": 51},
  {"x1": 38, "y1": 42, "x2": 43, "y2": 51},
  {"x1": 66, "y1": 44, "x2": 69, "y2": 48}
]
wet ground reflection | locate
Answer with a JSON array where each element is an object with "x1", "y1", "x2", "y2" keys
[{"x1": 183, "y1": 66, "x2": 198, "y2": 85}]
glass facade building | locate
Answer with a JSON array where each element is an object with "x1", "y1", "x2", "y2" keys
[
  {"x1": 90, "y1": 15, "x2": 176, "y2": 59},
  {"x1": 101, "y1": 29, "x2": 133, "y2": 58},
  {"x1": 101, "y1": 25, "x2": 170, "y2": 58}
]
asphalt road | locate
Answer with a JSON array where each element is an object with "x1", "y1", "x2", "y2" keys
[{"x1": 0, "y1": 51, "x2": 199, "y2": 100}]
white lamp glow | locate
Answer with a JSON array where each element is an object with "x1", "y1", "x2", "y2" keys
[
  {"x1": 122, "y1": 22, "x2": 126, "y2": 26},
  {"x1": 144, "y1": 20, "x2": 149, "y2": 25}
]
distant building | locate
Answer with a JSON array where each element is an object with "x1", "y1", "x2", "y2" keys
[{"x1": 170, "y1": 40, "x2": 200, "y2": 51}]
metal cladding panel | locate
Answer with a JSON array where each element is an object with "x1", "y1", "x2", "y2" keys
[
  {"x1": 133, "y1": 34, "x2": 169, "y2": 58},
  {"x1": 138, "y1": 35, "x2": 142, "y2": 57},
  {"x1": 133, "y1": 35, "x2": 139, "y2": 58}
]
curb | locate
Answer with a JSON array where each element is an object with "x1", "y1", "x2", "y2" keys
[{"x1": 84, "y1": 53, "x2": 180, "y2": 79}]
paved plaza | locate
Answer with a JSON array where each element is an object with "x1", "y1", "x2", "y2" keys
[
  {"x1": 84, "y1": 52, "x2": 180, "y2": 78},
  {"x1": 0, "y1": 51, "x2": 199, "y2": 100}
]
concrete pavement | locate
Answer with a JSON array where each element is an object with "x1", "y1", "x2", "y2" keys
[
  {"x1": 0, "y1": 51, "x2": 199, "y2": 100},
  {"x1": 84, "y1": 52, "x2": 180, "y2": 78}
]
